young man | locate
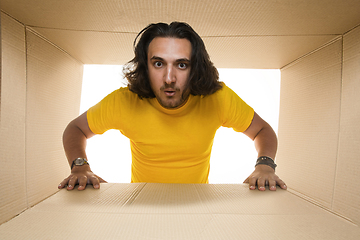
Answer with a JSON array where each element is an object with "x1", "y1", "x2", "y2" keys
[{"x1": 58, "y1": 22, "x2": 287, "y2": 191}]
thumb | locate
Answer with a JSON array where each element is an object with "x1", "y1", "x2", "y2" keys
[
  {"x1": 95, "y1": 174, "x2": 108, "y2": 183},
  {"x1": 243, "y1": 177, "x2": 249, "y2": 183}
]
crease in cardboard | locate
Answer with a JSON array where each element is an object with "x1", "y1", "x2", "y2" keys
[
  {"x1": 331, "y1": 36, "x2": 344, "y2": 215},
  {"x1": 281, "y1": 35, "x2": 343, "y2": 70},
  {"x1": 25, "y1": 26, "x2": 83, "y2": 65},
  {"x1": 0, "y1": 189, "x2": 62, "y2": 225},
  {"x1": 24, "y1": 23, "x2": 29, "y2": 211},
  {"x1": 122, "y1": 183, "x2": 147, "y2": 206},
  {"x1": 0, "y1": 10, "x2": 24, "y2": 27},
  {"x1": 287, "y1": 187, "x2": 356, "y2": 226},
  {"x1": 343, "y1": 22, "x2": 360, "y2": 35}
]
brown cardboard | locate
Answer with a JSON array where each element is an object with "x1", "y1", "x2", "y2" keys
[
  {"x1": 30, "y1": 27, "x2": 337, "y2": 69},
  {"x1": 333, "y1": 25, "x2": 360, "y2": 225},
  {"x1": 1, "y1": 0, "x2": 360, "y2": 236},
  {"x1": 0, "y1": 13, "x2": 84, "y2": 224},
  {"x1": 0, "y1": 13, "x2": 27, "y2": 225},
  {"x1": 25, "y1": 28, "x2": 84, "y2": 207},
  {"x1": 277, "y1": 38, "x2": 343, "y2": 209},
  {"x1": 0, "y1": 183, "x2": 359, "y2": 239},
  {"x1": 277, "y1": 24, "x2": 360, "y2": 226},
  {"x1": 2, "y1": 0, "x2": 360, "y2": 68}
]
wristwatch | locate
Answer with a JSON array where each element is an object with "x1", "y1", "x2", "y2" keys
[
  {"x1": 71, "y1": 158, "x2": 89, "y2": 169},
  {"x1": 255, "y1": 156, "x2": 277, "y2": 170}
]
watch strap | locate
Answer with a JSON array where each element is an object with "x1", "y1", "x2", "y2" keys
[
  {"x1": 255, "y1": 156, "x2": 277, "y2": 170},
  {"x1": 71, "y1": 158, "x2": 89, "y2": 169}
]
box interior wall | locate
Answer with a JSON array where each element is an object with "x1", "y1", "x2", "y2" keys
[{"x1": 1, "y1": 3, "x2": 360, "y2": 230}]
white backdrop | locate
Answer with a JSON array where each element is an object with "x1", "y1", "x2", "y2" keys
[{"x1": 80, "y1": 65, "x2": 280, "y2": 183}]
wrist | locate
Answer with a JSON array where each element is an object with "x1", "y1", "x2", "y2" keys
[
  {"x1": 255, "y1": 156, "x2": 277, "y2": 170},
  {"x1": 71, "y1": 164, "x2": 91, "y2": 173},
  {"x1": 70, "y1": 157, "x2": 89, "y2": 169}
]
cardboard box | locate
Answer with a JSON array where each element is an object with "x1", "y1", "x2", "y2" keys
[
  {"x1": 0, "y1": 183, "x2": 359, "y2": 239},
  {"x1": 1, "y1": 1, "x2": 360, "y2": 238}
]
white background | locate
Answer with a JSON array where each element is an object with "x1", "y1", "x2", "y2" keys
[{"x1": 80, "y1": 65, "x2": 280, "y2": 183}]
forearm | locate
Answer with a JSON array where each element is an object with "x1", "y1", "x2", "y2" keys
[
  {"x1": 62, "y1": 121, "x2": 89, "y2": 167},
  {"x1": 253, "y1": 123, "x2": 278, "y2": 160}
]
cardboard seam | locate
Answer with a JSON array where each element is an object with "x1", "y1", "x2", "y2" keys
[
  {"x1": 27, "y1": 25, "x2": 138, "y2": 34},
  {"x1": 331, "y1": 36, "x2": 344, "y2": 217},
  {"x1": 0, "y1": 11, "x2": 2, "y2": 114},
  {"x1": 287, "y1": 188, "x2": 356, "y2": 226},
  {"x1": 0, "y1": 189, "x2": 61, "y2": 226},
  {"x1": 25, "y1": 26, "x2": 83, "y2": 65},
  {"x1": 343, "y1": 22, "x2": 360, "y2": 36},
  {"x1": 24, "y1": 22, "x2": 29, "y2": 210},
  {"x1": 122, "y1": 183, "x2": 147, "y2": 206},
  {"x1": 280, "y1": 35, "x2": 343, "y2": 70},
  {"x1": 202, "y1": 34, "x2": 340, "y2": 38},
  {"x1": 194, "y1": 184, "x2": 212, "y2": 214},
  {"x1": 19, "y1": 26, "x2": 343, "y2": 39},
  {"x1": 0, "y1": 10, "x2": 25, "y2": 26}
]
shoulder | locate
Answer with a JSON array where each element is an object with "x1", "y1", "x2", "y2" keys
[
  {"x1": 205, "y1": 82, "x2": 236, "y2": 100},
  {"x1": 103, "y1": 86, "x2": 139, "y2": 103}
]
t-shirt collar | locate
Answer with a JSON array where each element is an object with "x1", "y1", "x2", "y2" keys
[{"x1": 150, "y1": 95, "x2": 193, "y2": 115}]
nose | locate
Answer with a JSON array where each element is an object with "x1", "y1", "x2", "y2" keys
[{"x1": 165, "y1": 65, "x2": 175, "y2": 84}]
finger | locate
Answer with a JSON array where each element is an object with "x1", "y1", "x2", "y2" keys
[
  {"x1": 248, "y1": 176, "x2": 257, "y2": 190},
  {"x1": 268, "y1": 179, "x2": 277, "y2": 191},
  {"x1": 243, "y1": 177, "x2": 249, "y2": 184},
  {"x1": 257, "y1": 177, "x2": 266, "y2": 191},
  {"x1": 77, "y1": 176, "x2": 88, "y2": 191},
  {"x1": 67, "y1": 176, "x2": 78, "y2": 190},
  {"x1": 58, "y1": 177, "x2": 70, "y2": 189},
  {"x1": 95, "y1": 175, "x2": 107, "y2": 183},
  {"x1": 276, "y1": 178, "x2": 287, "y2": 190},
  {"x1": 89, "y1": 175, "x2": 100, "y2": 189}
]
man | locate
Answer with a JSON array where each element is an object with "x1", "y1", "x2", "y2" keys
[{"x1": 58, "y1": 22, "x2": 287, "y2": 191}]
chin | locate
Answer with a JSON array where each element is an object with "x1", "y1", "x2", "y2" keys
[{"x1": 160, "y1": 99, "x2": 182, "y2": 109}]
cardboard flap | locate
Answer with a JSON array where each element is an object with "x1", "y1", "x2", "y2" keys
[{"x1": 0, "y1": 183, "x2": 359, "y2": 239}]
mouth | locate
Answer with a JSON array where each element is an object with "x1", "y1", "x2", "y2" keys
[{"x1": 164, "y1": 89, "x2": 176, "y2": 97}]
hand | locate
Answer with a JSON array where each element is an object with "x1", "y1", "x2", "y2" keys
[
  {"x1": 58, "y1": 165, "x2": 107, "y2": 191},
  {"x1": 243, "y1": 165, "x2": 287, "y2": 191}
]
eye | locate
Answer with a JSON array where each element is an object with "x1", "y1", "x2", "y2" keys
[
  {"x1": 154, "y1": 61, "x2": 163, "y2": 68},
  {"x1": 178, "y1": 62, "x2": 187, "y2": 69}
]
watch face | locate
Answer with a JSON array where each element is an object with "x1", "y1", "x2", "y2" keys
[{"x1": 74, "y1": 158, "x2": 85, "y2": 165}]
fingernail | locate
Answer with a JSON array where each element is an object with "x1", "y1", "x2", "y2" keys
[
  {"x1": 250, "y1": 185, "x2": 255, "y2": 189},
  {"x1": 259, "y1": 186, "x2": 265, "y2": 190}
]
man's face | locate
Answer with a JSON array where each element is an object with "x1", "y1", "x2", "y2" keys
[{"x1": 147, "y1": 37, "x2": 192, "y2": 109}]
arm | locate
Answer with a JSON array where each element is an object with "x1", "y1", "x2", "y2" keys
[
  {"x1": 58, "y1": 111, "x2": 106, "y2": 190},
  {"x1": 242, "y1": 112, "x2": 287, "y2": 191}
]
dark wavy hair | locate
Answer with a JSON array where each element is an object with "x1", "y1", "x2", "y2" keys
[{"x1": 123, "y1": 22, "x2": 222, "y2": 98}]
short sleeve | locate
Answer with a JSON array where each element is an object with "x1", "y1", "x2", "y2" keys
[
  {"x1": 219, "y1": 84, "x2": 254, "y2": 132},
  {"x1": 87, "y1": 89, "x2": 122, "y2": 134}
]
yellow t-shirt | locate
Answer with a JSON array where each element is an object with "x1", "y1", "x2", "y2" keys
[{"x1": 87, "y1": 83, "x2": 254, "y2": 183}]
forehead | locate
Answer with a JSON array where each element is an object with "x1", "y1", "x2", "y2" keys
[{"x1": 147, "y1": 37, "x2": 192, "y2": 60}]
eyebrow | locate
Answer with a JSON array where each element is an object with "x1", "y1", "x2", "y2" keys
[{"x1": 150, "y1": 56, "x2": 191, "y2": 63}]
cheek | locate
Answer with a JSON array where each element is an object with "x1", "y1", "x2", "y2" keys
[
  {"x1": 148, "y1": 70, "x2": 160, "y2": 88},
  {"x1": 179, "y1": 71, "x2": 191, "y2": 87}
]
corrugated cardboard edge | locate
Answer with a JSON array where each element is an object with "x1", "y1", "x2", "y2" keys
[
  {"x1": 0, "y1": 188, "x2": 62, "y2": 226},
  {"x1": 286, "y1": 188, "x2": 356, "y2": 225},
  {"x1": 281, "y1": 35, "x2": 343, "y2": 70},
  {"x1": 25, "y1": 26, "x2": 83, "y2": 65},
  {"x1": 0, "y1": 10, "x2": 2, "y2": 108},
  {"x1": 122, "y1": 183, "x2": 147, "y2": 205},
  {"x1": 0, "y1": 11, "x2": 84, "y2": 224},
  {"x1": 0, "y1": 12, "x2": 28, "y2": 225},
  {"x1": 25, "y1": 28, "x2": 84, "y2": 206}
]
